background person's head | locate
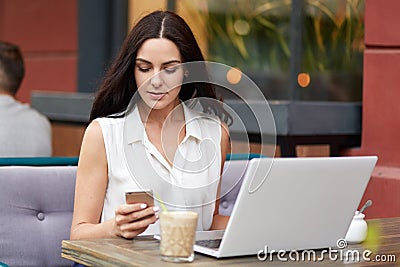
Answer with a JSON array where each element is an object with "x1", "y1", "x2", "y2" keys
[
  {"x1": 0, "y1": 41, "x2": 25, "y2": 96},
  {"x1": 90, "y1": 10, "x2": 217, "y2": 121}
]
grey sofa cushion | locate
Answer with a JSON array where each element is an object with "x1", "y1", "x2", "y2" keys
[
  {"x1": 0, "y1": 166, "x2": 76, "y2": 267},
  {"x1": 219, "y1": 160, "x2": 249, "y2": 216}
]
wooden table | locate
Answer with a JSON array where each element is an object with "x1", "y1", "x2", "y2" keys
[{"x1": 62, "y1": 218, "x2": 399, "y2": 266}]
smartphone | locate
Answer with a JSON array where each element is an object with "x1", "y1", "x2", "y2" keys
[{"x1": 125, "y1": 189, "x2": 154, "y2": 207}]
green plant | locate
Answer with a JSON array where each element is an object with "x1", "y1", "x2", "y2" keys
[
  {"x1": 188, "y1": 0, "x2": 364, "y2": 74},
  {"x1": 200, "y1": 0, "x2": 291, "y2": 72},
  {"x1": 303, "y1": 0, "x2": 365, "y2": 73}
]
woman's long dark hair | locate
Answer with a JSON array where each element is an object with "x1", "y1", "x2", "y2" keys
[{"x1": 89, "y1": 10, "x2": 231, "y2": 124}]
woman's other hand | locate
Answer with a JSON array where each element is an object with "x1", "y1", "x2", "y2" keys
[{"x1": 113, "y1": 204, "x2": 159, "y2": 239}]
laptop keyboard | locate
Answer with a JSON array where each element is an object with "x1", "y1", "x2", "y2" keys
[{"x1": 195, "y1": 238, "x2": 222, "y2": 249}]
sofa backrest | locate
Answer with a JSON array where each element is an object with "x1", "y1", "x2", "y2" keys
[
  {"x1": 0, "y1": 160, "x2": 249, "y2": 267},
  {"x1": 0, "y1": 166, "x2": 76, "y2": 267},
  {"x1": 219, "y1": 160, "x2": 249, "y2": 216}
]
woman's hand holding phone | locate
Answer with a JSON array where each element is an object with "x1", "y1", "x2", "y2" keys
[{"x1": 113, "y1": 190, "x2": 159, "y2": 239}]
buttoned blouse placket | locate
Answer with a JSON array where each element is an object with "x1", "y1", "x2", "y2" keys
[{"x1": 142, "y1": 128, "x2": 192, "y2": 204}]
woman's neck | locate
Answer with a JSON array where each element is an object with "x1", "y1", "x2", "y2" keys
[{"x1": 137, "y1": 99, "x2": 184, "y2": 125}]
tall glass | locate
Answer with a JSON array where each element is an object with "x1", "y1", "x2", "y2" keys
[{"x1": 159, "y1": 211, "x2": 198, "y2": 263}]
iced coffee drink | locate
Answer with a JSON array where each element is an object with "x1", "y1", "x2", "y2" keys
[{"x1": 159, "y1": 211, "x2": 198, "y2": 262}]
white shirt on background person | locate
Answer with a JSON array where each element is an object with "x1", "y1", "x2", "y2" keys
[{"x1": 0, "y1": 94, "x2": 51, "y2": 157}]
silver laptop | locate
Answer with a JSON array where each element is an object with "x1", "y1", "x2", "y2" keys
[{"x1": 194, "y1": 156, "x2": 377, "y2": 258}]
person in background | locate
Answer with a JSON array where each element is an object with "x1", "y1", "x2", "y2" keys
[{"x1": 0, "y1": 41, "x2": 51, "y2": 157}]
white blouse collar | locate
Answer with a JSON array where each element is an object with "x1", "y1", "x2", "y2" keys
[{"x1": 124, "y1": 102, "x2": 206, "y2": 144}]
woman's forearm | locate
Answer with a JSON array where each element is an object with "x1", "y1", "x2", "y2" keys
[
  {"x1": 70, "y1": 219, "x2": 116, "y2": 240},
  {"x1": 210, "y1": 214, "x2": 230, "y2": 230}
]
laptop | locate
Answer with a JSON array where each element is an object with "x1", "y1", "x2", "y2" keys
[{"x1": 194, "y1": 156, "x2": 377, "y2": 258}]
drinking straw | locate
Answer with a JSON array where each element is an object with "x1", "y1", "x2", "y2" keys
[{"x1": 154, "y1": 192, "x2": 168, "y2": 212}]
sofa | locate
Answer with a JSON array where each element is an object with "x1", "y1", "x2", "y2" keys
[
  {"x1": 0, "y1": 166, "x2": 76, "y2": 267},
  {"x1": 0, "y1": 159, "x2": 249, "y2": 267}
]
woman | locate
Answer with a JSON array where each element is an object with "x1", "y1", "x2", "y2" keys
[{"x1": 70, "y1": 10, "x2": 231, "y2": 241}]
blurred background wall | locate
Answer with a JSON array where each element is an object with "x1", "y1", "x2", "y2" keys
[
  {"x1": 0, "y1": 0, "x2": 80, "y2": 156},
  {"x1": 0, "y1": 0, "x2": 78, "y2": 102}
]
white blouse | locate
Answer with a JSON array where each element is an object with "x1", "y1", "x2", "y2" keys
[{"x1": 95, "y1": 103, "x2": 222, "y2": 234}]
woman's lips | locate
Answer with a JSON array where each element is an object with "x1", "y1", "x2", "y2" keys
[{"x1": 148, "y1": 91, "x2": 166, "y2": 100}]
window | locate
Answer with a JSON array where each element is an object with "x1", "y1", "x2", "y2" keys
[{"x1": 179, "y1": 0, "x2": 364, "y2": 102}]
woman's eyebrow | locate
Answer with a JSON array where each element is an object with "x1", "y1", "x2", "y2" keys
[
  {"x1": 135, "y1": 58, "x2": 181, "y2": 66},
  {"x1": 162, "y1": 60, "x2": 181, "y2": 66},
  {"x1": 135, "y1": 58, "x2": 152, "y2": 64}
]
